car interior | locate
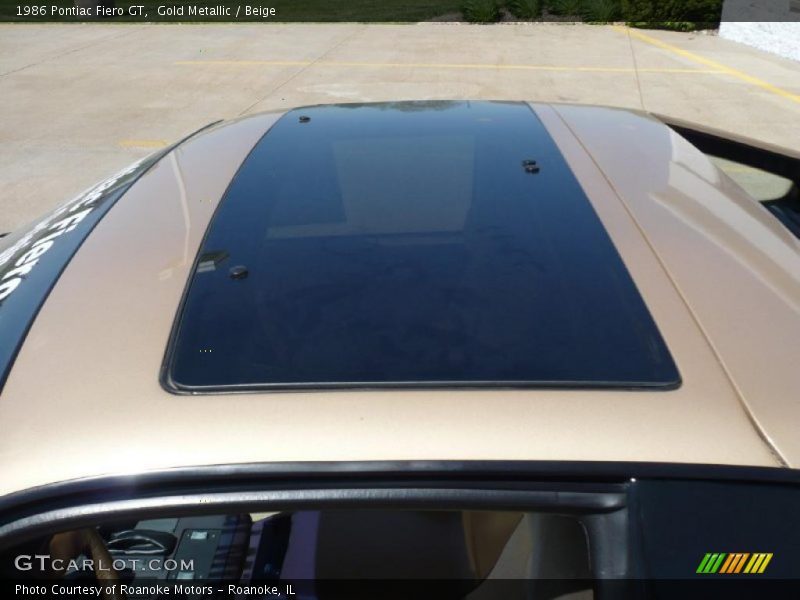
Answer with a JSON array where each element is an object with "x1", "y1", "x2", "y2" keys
[
  {"x1": 4, "y1": 509, "x2": 595, "y2": 599},
  {"x1": 661, "y1": 117, "x2": 800, "y2": 240}
]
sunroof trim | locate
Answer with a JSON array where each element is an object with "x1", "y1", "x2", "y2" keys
[{"x1": 165, "y1": 377, "x2": 681, "y2": 395}]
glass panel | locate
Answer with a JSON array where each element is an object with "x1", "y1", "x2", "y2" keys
[{"x1": 169, "y1": 101, "x2": 679, "y2": 390}]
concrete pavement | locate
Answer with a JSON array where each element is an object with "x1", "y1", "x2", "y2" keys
[{"x1": 1, "y1": 22, "x2": 799, "y2": 233}]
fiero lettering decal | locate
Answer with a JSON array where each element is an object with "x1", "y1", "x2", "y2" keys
[
  {"x1": 0, "y1": 155, "x2": 163, "y2": 392},
  {"x1": 0, "y1": 121, "x2": 216, "y2": 391},
  {"x1": 0, "y1": 161, "x2": 142, "y2": 303}
]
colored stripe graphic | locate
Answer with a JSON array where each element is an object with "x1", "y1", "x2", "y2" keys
[
  {"x1": 719, "y1": 554, "x2": 736, "y2": 573},
  {"x1": 738, "y1": 553, "x2": 751, "y2": 573},
  {"x1": 696, "y1": 553, "x2": 713, "y2": 573},
  {"x1": 759, "y1": 554, "x2": 774, "y2": 573},
  {"x1": 744, "y1": 553, "x2": 774, "y2": 574},
  {"x1": 731, "y1": 553, "x2": 749, "y2": 573},
  {"x1": 699, "y1": 552, "x2": 773, "y2": 574},
  {"x1": 710, "y1": 553, "x2": 726, "y2": 573},
  {"x1": 697, "y1": 553, "x2": 727, "y2": 573}
]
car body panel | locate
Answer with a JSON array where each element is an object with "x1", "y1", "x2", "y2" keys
[
  {"x1": 549, "y1": 103, "x2": 800, "y2": 467},
  {"x1": 0, "y1": 103, "x2": 787, "y2": 498}
]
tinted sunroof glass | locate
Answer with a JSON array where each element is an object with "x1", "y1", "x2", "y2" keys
[{"x1": 169, "y1": 101, "x2": 679, "y2": 390}]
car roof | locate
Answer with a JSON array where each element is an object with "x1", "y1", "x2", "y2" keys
[{"x1": 0, "y1": 101, "x2": 797, "y2": 497}]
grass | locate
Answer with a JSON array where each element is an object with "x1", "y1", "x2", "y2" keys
[
  {"x1": 508, "y1": 0, "x2": 542, "y2": 18},
  {"x1": 583, "y1": 0, "x2": 621, "y2": 22},
  {"x1": 627, "y1": 20, "x2": 705, "y2": 31},
  {"x1": 461, "y1": 0, "x2": 501, "y2": 22},
  {"x1": 545, "y1": 0, "x2": 586, "y2": 16}
]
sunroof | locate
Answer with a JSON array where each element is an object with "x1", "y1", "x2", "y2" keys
[{"x1": 167, "y1": 101, "x2": 679, "y2": 391}]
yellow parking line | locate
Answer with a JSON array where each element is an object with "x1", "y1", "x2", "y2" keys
[
  {"x1": 174, "y1": 59, "x2": 721, "y2": 74},
  {"x1": 176, "y1": 60, "x2": 310, "y2": 67},
  {"x1": 118, "y1": 139, "x2": 168, "y2": 149},
  {"x1": 616, "y1": 26, "x2": 800, "y2": 105}
]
